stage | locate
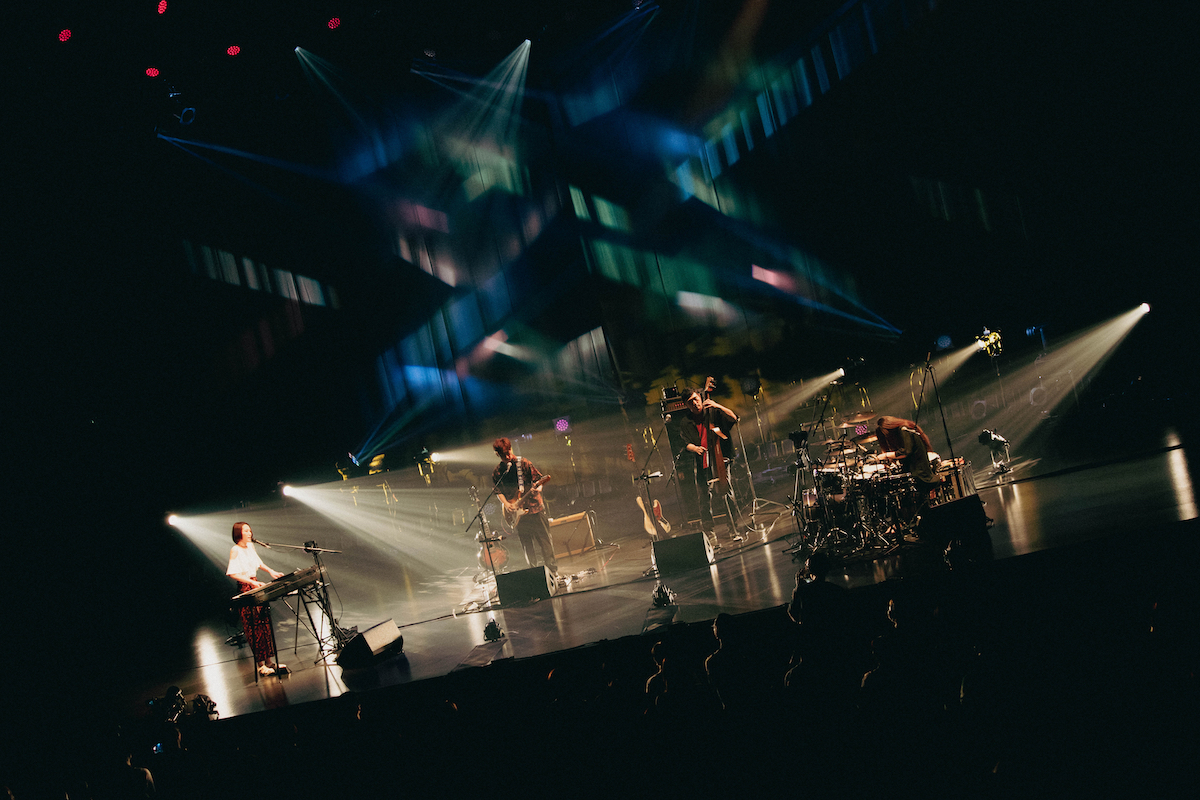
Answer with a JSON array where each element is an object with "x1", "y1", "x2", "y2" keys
[{"x1": 118, "y1": 430, "x2": 1197, "y2": 723}]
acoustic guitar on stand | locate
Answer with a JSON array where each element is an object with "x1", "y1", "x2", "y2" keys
[
  {"x1": 469, "y1": 486, "x2": 508, "y2": 572},
  {"x1": 500, "y1": 475, "x2": 551, "y2": 527}
]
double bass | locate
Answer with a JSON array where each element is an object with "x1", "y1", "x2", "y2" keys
[{"x1": 702, "y1": 376, "x2": 734, "y2": 498}]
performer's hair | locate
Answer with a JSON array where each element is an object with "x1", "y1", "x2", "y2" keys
[
  {"x1": 231, "y1": 521, "x2": 249, "y2": 544},
  {"x1": 493, "y1": 437, "x2": 511, "y2": 455},
  {"x1": 681, "y1": 387, "x2": 699, "y2": 401},
  {"x1": 875, "y1": 416, "x2": 933, "y2": 451}
]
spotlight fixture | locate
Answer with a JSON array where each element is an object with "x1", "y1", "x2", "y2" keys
[
  {"x1": 976, "y1": 328, "x2": 1002, "y2": 357},
  {"x1": 553, "y1": 416, "x2": 571, "y2": 434},
  {"x1": 282, "y1": 485, "x2": 294, "y2": 496},
  {"x1": 936, "y1": 335, "x2": 953, "y2": 351},
  {"x1": 167, "y1": 514, "x2": 179, "y2": 526},
  {"x1": 977, "y1": 429, "x2": 1010, "y2": 473},
  {"x1": 651, "y1": 581, "x2": 677, "y2": 607},
  {"x1": 483, "y1": 618, "x2": 504, "y2": 642}
]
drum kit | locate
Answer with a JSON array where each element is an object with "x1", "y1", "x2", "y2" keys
[{"x1": 787, "y1": 412, "x2": 923, "y2": 556}]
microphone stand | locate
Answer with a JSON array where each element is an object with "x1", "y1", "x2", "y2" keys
[
  {"x1": 913, "y1": 354, "x2": 957, "y2": 462},
  {"x1": 465, "y1": 465, "x2": 513, "y2": 605},
  {"x1": 261, "y1": 540, "x2": 353, "y2": 662}
]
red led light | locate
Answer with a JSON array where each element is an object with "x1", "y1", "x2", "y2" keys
[
  {"x1": 328, "y1": 18, "x2": 341, "y2": 29},
  {"x1": 59, "y1": 29, "x2": 71, "y2": 42},
  {"x1": 227, "y1": 45, "x2": 241, "y2": 56},
  {"x1": 157, "y1": 1, "x2": 168, "y2": 13},
  {"x1": 146, "y1": 67, "x2": 160, "y2": 77}
]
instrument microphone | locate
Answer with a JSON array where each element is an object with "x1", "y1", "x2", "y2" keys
[
  {"x1": 252, "y1": 536, "x2": 271, "y2": 549},
  {"x1": 663, "y1": 413, "x2": 672, "y2": 422},
  {"x1": 647, "y1": 471, "x2": 663, "y2": 479}
]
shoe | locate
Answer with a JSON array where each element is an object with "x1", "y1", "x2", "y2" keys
[
  {"x1": 257, "y1": 664, "x2": 276, "y2": 677},
  {"x1": 273, "y1": 663, "x2": 288, "y2": 673}
]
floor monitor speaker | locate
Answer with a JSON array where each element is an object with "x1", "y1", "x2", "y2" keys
[
  {"x1": 652, "y1": 532, "x2": 713, "y2": 574},
  {"x1": 917, "y1": 494, "x2": 991, "y2": 552},
  {"x1": 336, "y1": 618, "x2": 404, "y2": 669},
  {"x1": 495, "y1": 565, "x2": 555, "y2": 606}
]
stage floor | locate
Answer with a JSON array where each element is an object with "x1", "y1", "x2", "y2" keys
[{"x1": 119, "y1": 435, "x2": 1197, "y2": 723}]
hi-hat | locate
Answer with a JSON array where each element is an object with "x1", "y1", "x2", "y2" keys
[{"x1": 854, "y1": 433, "x2": 878, "y2": 444}]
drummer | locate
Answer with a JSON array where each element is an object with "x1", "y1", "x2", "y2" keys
[{"x1": 873, "y1": 416, "x2": 942, "y2": 496}]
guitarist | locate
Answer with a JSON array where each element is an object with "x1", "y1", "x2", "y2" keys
[
  {"x1": 678, "y1": 381, "x2": 740, "y2": 538},
  {"x1": 492, "y1": 437, "x2": 558, "y2": 576}
]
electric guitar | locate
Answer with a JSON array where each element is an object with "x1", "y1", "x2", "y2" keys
[
  {"x1": 636, "y1": 496, "x2": 671, "y2": 539},
  {"x1": 500, "y1": 474, "x2": 551, "y2": 527},
  {"x1": 626, "y1": 443, "x2": 671, "y2": 538}
]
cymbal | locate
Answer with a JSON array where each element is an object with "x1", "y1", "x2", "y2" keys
[
  {"x1": 842, "y1": 411, "x2": 876, "y2": 424},
  {"x1": 834, "y1": 422, "x2": 858, "y2": 429},
  {"x1": 854, "y1": 433, "x2": 878, "y2": 444},
  {"x1": 813, "y1": 437, "x2": 847, "y2": 447}
]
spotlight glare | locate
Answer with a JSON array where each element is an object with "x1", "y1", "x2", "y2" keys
[
  {"x1": 328, "y1": 17, "x2": 341, "y2": 29},
  {"x1": 227, "y1": 45, "x2": 241, "y2": 56},
  {"x1": 1139, "y1": 303, "x2": 1150, "y2": 314},
  {"x1": 158, "y1": 1, "x2": 168, "y2": 14},
  {"x1": 282, "y1": 485, "x2": 294, "y2": 497},
  {"x1": 429, "y1": 452, "x2": 442, "y2": 463},
  {"x1": 146, "y1": 67, "x2": 160, "y2": 77},
  {"x1": 58, "y1": 29, "x2": 72, "y2": 42},
  {"x1": 167, "y1": 514, "x2": 179, "y2": 526}
]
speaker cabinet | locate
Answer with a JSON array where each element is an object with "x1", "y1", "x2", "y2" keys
[
  {"x1": 336, "y1": 618, "x2": 404, "y2": 669},
  {"x1": 496, "y1": 565, "x2": 555, "y2": 606},
  {"x1": 652, "y1": 532, "x2": 713, "y2": 574},
  {"x1": 917, "y1": 494, "x2": 991, "y2": 551}
]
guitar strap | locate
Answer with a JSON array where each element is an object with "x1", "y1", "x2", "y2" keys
[{"x1": 516, "y1": 458, "x2": 525, "y2": 500}]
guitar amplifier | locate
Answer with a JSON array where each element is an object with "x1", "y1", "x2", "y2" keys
[
  {"x1": 548, "y1": 511, "x2": 596, "y2": 558},
  {"x1": 661, "y1": 398, "x2": 687, "y2": 416},
  {"x1": 661, "y1": 386, "x2": 686, "y2": 417}
]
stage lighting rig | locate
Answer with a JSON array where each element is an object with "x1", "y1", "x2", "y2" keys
[{"x1": 976, "y1": 328, "x2": 1002, "y2": 358}]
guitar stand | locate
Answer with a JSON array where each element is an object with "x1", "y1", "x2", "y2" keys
[{"x1": 634, "y1": 416, "x2": 676, "y2": 542}]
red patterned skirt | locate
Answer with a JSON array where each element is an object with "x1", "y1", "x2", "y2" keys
[{"x1": 237, "y1": 582, "x2": 278, "y2": 665}]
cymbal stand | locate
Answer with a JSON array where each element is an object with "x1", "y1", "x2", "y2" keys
[{"x1": 781, "y1": 446, "x2": 812, "y2": 554}]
